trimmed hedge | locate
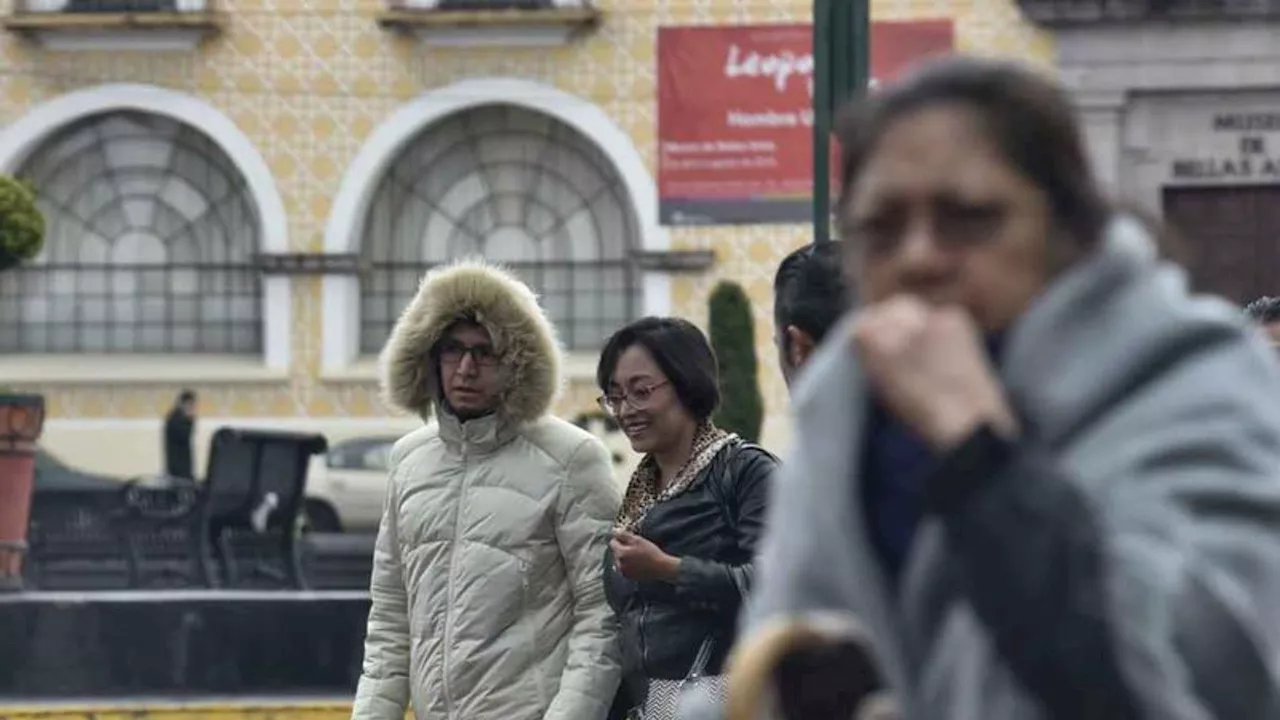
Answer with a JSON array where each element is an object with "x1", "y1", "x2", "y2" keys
[{"x1": 709, "y1": 281, "x2": 764, "y2": 443}]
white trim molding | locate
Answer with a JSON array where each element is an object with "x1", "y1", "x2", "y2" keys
[
  {"x1": 396, "y1": 0, "x2": 589, "y2": 5},
  {"x1": 0, "y1": 354, "x2": 289, "y2": 385},
  {"x1": 321, "y1": 76, "x2": 670, "y2": 375},
  {"x1": 0, "y1": 83, "x2": 292, "y2": 374},
  {"x1": 377, "y1": 1, "x2": 598, "y2": 49}
]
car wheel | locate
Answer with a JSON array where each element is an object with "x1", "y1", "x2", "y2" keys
[{"x1": 303, "y1": 500, "x2": 343, "y2": 534}]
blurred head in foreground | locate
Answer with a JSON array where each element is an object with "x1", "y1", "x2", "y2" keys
[{"x1": 835, "y1": 56, "x2": 1110, "y2": 333}]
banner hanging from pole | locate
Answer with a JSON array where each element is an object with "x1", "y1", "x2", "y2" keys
[{"x1": 657, "y1": 20, "x2": 954, "y2": 226}]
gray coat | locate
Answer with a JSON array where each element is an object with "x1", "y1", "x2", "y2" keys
[{"x1": 745, "y1": 217, "x2": 1280, "y2": 719}]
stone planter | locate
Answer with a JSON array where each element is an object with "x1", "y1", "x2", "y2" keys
[{"x1": 0, "y1": 393, "x2": 46, "y2": 591}]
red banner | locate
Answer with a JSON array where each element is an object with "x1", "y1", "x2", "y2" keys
[{"x1": 657, "y1": 21, "x2": 955, "y2": 226}]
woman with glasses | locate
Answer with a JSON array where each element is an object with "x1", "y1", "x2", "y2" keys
[{"x1": 596, "y1": 316, "x2": 778, "y2": 720}]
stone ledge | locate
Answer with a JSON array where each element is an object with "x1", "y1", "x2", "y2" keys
[
  {"x1": 1019, "y1": 0, "x2": 1280, "y2": 27},
  {"x1": 0, "y1": 355, "x2": 288, "y2": 385},
  {"x1": 376, "y1": 6, "x2": 601, "y2": 48},
  {"x1": 1, "y1": 10, "x2": 225, "y2": 51}
]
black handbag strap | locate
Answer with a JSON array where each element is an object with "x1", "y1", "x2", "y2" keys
[
  {"x1": 704, "y1": 439, "x2": 777, "y2": 532},
  {"x1": 683, "y1": 440, "x2": 778, "y2": 682}
]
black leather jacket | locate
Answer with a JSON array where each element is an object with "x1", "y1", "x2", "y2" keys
[{"x1": 604, "y1": 440, "x2": 777, "y2": 695}]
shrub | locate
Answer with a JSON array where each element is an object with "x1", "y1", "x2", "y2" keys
[
  {"x1": 709, "y1": 281, "x2": 764, "y2": 443},
  {"x1": 0, "y1": 175, "x2": 44, "y2": 270}
]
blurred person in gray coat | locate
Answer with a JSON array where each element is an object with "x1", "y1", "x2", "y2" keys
[{"x1": 727, "y1": 56, "x2": 1280, "y2": 720}]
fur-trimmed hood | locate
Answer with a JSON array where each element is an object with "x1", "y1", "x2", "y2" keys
[{"x1": 378, "y1": 259, "x2": 563, "y2": 424}]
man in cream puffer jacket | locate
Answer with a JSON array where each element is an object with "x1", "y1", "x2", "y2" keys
[{"x1": 352, "y1": 259, "x2": 622, "y2": 720}]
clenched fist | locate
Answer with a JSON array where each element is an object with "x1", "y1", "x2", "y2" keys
[{"x1": 850, "y1": 296, "x2": 1019, "y2": 451}]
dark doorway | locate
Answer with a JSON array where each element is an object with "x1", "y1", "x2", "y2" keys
[{"x1": 1162, "y1": 185, "x2": 1280, "y2": 305}]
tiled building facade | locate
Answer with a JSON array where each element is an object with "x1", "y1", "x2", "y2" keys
[{"x1": 0, "y1": 0, "x2": 1052, "y2": 476}]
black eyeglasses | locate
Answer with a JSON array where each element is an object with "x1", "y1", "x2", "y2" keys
[
  {"x1": 597, "y1": 381, "x2": 670, "y2": 416},
  {"x1": 437, "y1": 340, "x2": 498, "y2": 368}
]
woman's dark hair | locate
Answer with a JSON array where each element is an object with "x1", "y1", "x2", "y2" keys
[
  {"x1": 596, "y1": 317, "x2": 720, "y2": 422},
  {"x1": 836, "y1": 56, "x2": 1111, "y2": 250}
]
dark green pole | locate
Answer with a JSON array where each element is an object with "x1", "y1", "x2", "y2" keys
[
  {"x1": 813, "y1": 0, "x2": 870, "y2": 244},
  {"x1": 811, "y1": 0, "x2": 833, "y2": 245}
]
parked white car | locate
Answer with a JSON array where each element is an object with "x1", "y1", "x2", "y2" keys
[{"x1": 304, "y1": 435, "x2": 399, "y2": 533}]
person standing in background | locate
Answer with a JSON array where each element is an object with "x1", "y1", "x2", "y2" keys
[
  {"x1": 679, "y1": 241, "x2": 882, "y2": 720},
  {"x1": 163, "y1": 389, "x2": 197, "y2": 480},
  {"x1": 773, "y1": 240, "x2": 853, "y2": 387}
]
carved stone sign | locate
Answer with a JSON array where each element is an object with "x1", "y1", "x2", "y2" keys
[{"x1": 1167, "y1": 112, "x2": 1280, "y2": 183}]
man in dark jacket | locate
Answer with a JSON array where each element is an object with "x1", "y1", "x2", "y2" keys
[
  {"x1": 163, "y1": 389, "x2": 197, "y2": 480},
  {"x1": 680, "y1": 243, "x2": 868, "y2": 720},
  {"x1": 772, "y1": 242, "x2": 891, "y2": 717}
]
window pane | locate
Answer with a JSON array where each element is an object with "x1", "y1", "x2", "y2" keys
[
  {"x1": 110, "y1": 326, "x2": 135, "y2": 352},
  {"x1": 25, "y1": 325, "x2": 48, "y2": 352},
  {"x1": 82, "y1": 326, "x2": 108, "y2": 352},
  {"x1": 140, "y1": 326, "x2": 165, "y2": 351},
  {"x1": 172, "y1": 325, "x2": 198, "y2": 352}
]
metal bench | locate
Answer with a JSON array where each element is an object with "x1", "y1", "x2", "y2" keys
[
  {"x1": 203, "y1": 429, "x2": 327, "y2": 589},
  {"x1": 25, "y1": 487, "x2": 131, "y2": 590},
  {"x1": 26, "y1": 429, "x2": 329, "y2": 591}
]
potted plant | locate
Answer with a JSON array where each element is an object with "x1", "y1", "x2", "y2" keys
[
  {"x1": 708, "y1": 281, "x2": 764, "y2": 443},
  {"x1": 0, "y1": 174, "x2": 45, "y2": 591}
]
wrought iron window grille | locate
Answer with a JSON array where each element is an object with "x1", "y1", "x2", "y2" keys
[
  {"x1": 0, "y1": 111, "x2": 263, "y2": 355},
  {"x1": 359, "y1": 103, "x2": 641, "y2": 353}
]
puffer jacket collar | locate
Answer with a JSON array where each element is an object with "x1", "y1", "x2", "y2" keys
[
  {"x1": 377, "y1": 258, "x2": 564, "y2": 426},
  {"x1": 437, "y1": 410, "x2": 519, "y2": 455}
]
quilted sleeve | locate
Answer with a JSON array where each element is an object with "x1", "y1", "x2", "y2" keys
[
  {"x1": 543, "y1": 436, "x2": 623, "y2": 720},
  {"x1": 351, "y1": 461, "x2": 412, "y2": 720}
]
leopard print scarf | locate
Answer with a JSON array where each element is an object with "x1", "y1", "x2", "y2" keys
[{"x1": 614, "y1": 422, "x2": 738, "y2": 532}]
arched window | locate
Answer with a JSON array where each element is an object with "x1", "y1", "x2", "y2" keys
[
  {"x1": 0, "y1": 111, "x2": 262, "y2": 354},
  {"x1": 358, "y1": 103, "x2": 641, "y2": 352}
]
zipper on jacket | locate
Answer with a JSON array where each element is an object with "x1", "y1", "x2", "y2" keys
[
  {"x1": 440, "y1": 447, "x2": 469, "y2": 717},
  {"x1": 639, "y1": 598, "x2": 651, "y2": 676}
]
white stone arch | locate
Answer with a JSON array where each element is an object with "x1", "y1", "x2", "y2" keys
[
  {"x1": 0, "y1": 83, "x2": 291, "y2": 370},
  {"x1": 321, "y1": 77, "x2": 671, "y2": 371}
]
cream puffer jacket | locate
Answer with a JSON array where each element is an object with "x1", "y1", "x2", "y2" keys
[{"x1": 352, "y1": 260, "x2": 622, "y2": 720}]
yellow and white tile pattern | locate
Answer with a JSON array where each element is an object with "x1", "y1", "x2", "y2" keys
[{"x1": 0, "y1": 0, "x2": 1051, "y2": 474}]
